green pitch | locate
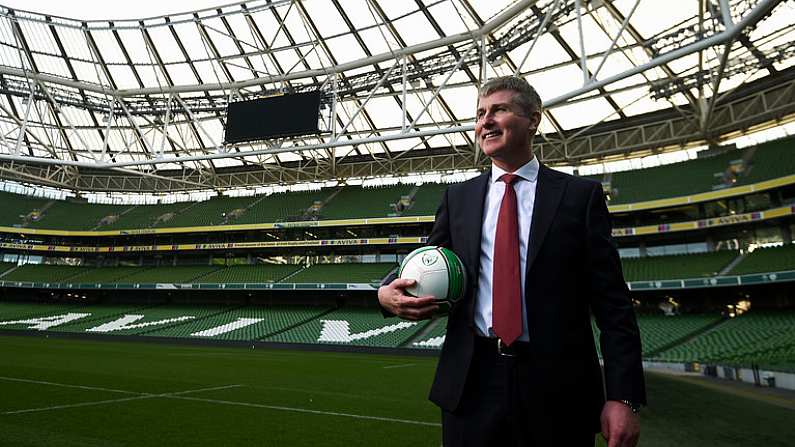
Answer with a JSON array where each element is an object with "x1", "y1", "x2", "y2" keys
[{"x1": 0, "y1": 335, "x2": 793, "y2": 447}]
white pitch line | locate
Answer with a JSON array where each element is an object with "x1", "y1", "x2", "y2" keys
[
  {"x1": 0, "y1": 376, "x2": 438, "y2": 427},
  {"x1": 166, "y1": 394, "x2": 442, "y2": 427},
  {"x1": 0, "y1": 375, "x2": 139, "y2": 395},
  {"x1": 382, "y1": 363, "x2": 416, "y2": 369},
  {"x1": 261, "y1": 385, "x2": 381, "y2": 401},
  {"x1": 163, "y1": 384, "x2": 244, "y2": 397},
  {"x1": 3, "y1": 395, "x2": 158, "y2": 415},
  {"x1": 1, "y1": 381, "x2": 242, "y2": 416}
]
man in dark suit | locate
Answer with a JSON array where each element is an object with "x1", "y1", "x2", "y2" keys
[{"x1": 379, "y1": 76, "x2": 645, "y2": 446}]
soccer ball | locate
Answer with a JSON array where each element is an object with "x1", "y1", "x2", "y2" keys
[{"x1": 399, "y1": 246, "x2": 467, "y2": 310}]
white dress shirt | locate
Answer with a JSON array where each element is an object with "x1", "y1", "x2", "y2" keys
[{"x1": 475, "y1": 157, "x2": 539, "y2": 341}]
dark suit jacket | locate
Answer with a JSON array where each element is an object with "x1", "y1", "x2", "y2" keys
[{"x1": 389, "y1": 164, "x2": 645, "y2": 432}]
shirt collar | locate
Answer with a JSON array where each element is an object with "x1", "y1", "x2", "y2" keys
[{"x1": 491, "y1": 156, "x2": 539, "y2": 184}]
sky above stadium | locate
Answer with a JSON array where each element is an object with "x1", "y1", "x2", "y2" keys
[
  {"x1": 1, "y1": 0, "x2": 230, "y2": 20},
  {"x1": 0, "y1": 0, "x2": 793, "y2": 196}
]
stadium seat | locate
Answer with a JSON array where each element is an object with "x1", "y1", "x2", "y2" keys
[
  {"x1": 730, "y1": 244, "x2": 795, "y2": 275},
  {"x1": 653, "y1": 311, "x2": 795, "y2": 370},
  {"x1": 621, "y1": 251, "x2": 737, "y2": 281}
]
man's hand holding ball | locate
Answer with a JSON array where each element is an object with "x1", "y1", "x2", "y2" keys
[{"x1": 377, "y1": 278, "x2": 438, "y2": 321}]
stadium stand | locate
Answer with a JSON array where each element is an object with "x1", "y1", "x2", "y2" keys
[
  {"x1": 101, "y1": 202, "x2": 189, "y2": 230},
  {"x1": 738, "y1": 136, "x2": 795, "y2": 184},
  {"x1": 81, "y1": 305, "x2": 231, "y2": 335},
  {"x1": 157, "y1": 196, "x2": 256, "y2": 227},
  {"x1": 1, "y1": 264, "x2": 89, "y2": 282},
  {"x1": 410, "y1": 316, "x2": 448, "y2": 348},
  {"x1": 605, "y1": 153, "x2": 735, "y2": 204},
  {"x1": 64, "y1": 266, "x2": 154, "y2": 283},
  {"x1": 25, "y1": 201, "x2": 124, "y2": 230},
  {"x1": 620, "y1": 251, "x2": 738, "y2": 281},
  {"x1": 12, "y1": 247, "x2": 795, "y2": 286},
  {"x1": 319, "y1": 184, "x2": 416, "y2": 219},
  {"x1": 1, "y1": 298, "x2": 793, "y2": 371},
  {"x1": 234, "y1": 190, "x2": 329, "y2": 223},
  {"x1": 117, "y1": 266, "x2": 222, "y2": 283},
  {"x1": 402, "y1": 183, "x2": 448, "y2": 216},
  {"x1": 592, "y1": 314, "x2": 723, "y2": 357},
  {"x1": 0, "y1": 137, "x2": 793, "y2": 231},
  {"x1": 601, "y1": 138, "x2": 795, "y2": 204},
  {"x1": 0, "y1": 263, "x2": 399, "y2": 285},
  {"x1": 0, "y1": 301, "x2": 80, "y2": 320},
  {"x1": 195, "y1": 264, "x2": 302, "y2": 283},
  {"x1": 636, "y1": 314, "x2": 724, "y2": 354},
  {"x1": 0, "y1": 191, "x2": 51, "y2": 227},
  {"x1": 730, "y1": 243, "x2": 795, "y2": 275},
  {"x1": 44, "y1": 304, "x2": 159, "y2": 334},
  {"x1": 142, "y1": 305, "x2": 333, "y2": 340},
  {"x1": 286, "y1": 263, "x2": 396, "y2": 283},
  {"x1": 654, "y1": 311, "x2": 795, "y2": 370},
  {"x1": 264, "y1": 307, "x2": 430, "y2": 347}
]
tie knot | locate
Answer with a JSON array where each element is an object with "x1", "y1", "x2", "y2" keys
[{"x1": 500, "y1": 173, "x2": 519, "y2": 185}]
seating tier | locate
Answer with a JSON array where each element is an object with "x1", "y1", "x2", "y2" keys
[
  {"x1": 263, "y1": 307, "x2": 430, "y2": 347},
  {"x1": 2, "y1": 264, "x2": 89, "y2": 282},
  {"x1": 195, "y1": 265, "x2": 302, "y2": 283},
  {"x1": 1, "y1": 301, "x2": 794, "y2": 371},
  {"x1": 731, "y1": 244, "x2": 795, "y2": 275},
  {"x1": 1, "y1": 137, "x2": 793, "y2": 230},
  {"x1": 143, "y1": 305, "x2": 332, "y2": 340},
  {"x1": 654, "y1": 311, "x2": 795, "y2": 370},
  {"x1": 621, "y1": 251, "x2": 737, "y2": 281},
  {"x1": 287, "y1": 263, "x2": 396, "y2": 283},
  {"x1": 592, "y1": 314, "x2": 721, "y2": 357}
]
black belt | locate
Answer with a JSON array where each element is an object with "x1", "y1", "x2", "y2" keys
[{"x1": 474, "y1": 336, "x2": 532, "y2": 358}]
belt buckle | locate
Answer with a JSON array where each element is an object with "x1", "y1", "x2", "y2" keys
[{"x1": 496, "y1": 338, "x2": 517, "y2": 357}]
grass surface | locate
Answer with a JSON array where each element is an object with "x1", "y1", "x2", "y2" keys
[{"x1": 1, "y1": 335, "x2": 793, "y2": 446}]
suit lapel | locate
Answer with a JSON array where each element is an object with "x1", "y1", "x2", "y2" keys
[
  {"x1": 461, "y1": 172, "x2": 489, "y2": 324},
  {"x1": 526, "y1": 164, "x2": 566, "y2": 274},
  {"x1": 463, "y1": 171, "x2": 490, "y2": 271}
]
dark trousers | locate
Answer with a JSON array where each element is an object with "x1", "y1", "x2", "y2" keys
[{"x1": 441, "y1": 337, "x2": 595, "y2": 447}]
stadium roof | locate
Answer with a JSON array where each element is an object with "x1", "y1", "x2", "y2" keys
[{"x1": 0, "y1": 0, "x2": 793, "y2": 192}]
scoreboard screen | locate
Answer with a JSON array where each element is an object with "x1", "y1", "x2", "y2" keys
[{"x1": 224, "y1": 91, "x2": 321, "y2": 144}]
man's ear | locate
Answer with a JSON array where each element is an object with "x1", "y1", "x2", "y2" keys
[{"x1": 528, "y1": 110, "x2": 542, "y2": 134}]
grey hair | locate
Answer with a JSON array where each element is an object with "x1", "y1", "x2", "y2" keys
[{"x1": 479, "y1": 76, "x2": 542, "y2": 117}]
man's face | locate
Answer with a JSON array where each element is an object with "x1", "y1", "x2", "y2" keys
[{"x1": 475, "y1": 90, "x2": 538, "y2": 162}]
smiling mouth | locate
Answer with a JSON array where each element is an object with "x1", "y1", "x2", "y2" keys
[{"x1": 481, "y1": 130, "x2": 502, "y2": 141}]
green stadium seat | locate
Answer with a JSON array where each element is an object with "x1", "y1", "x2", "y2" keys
[
  {"x1": 1, "y1": 136, "x2": 793, "y2": 233},
  {"x1": 730, "y1": 244, "x2": 795, "y2": 275},
  {"x1": 654, "y1": 311, "x2": 795, "y2": 370},
  {"x1": 240, "y1": 190, "x2": 335, "y2": 223},
  {"x1": 319, "y1": 184, "x2": 416, "y2": 219},
  {"x1": 0, "y1": 191, "x2": 51, "y2": 227},
  {"x1": 410, "y1": 316, "x2": 448, "y2": 349},
  {"x1": 621, "y1": 251, "x2": 737, "y2": 281},
  {"x1": 103, "y1": 202, "x2": 190, "y2": 230},
  {"x1": 0, "y1": 301, "x2": 81, "y2": 321},
  {"x1": 143, "y1": 305, "x2": 333, "y2": 340},
  {"x1": 196, "y1": 265, "x2": 302, "y2": 283},
  {"x1": 592, "y1": 314, "x2": 722, "y2": 357},
  {"x1": 605, "y1": 138, "x2": 795, "y2": 204},
  {"x1": 284, "y1": 263, "x2": 396, "y2": 284},
  {"x1": 118, "y1": 266, "x2": 222, "y2": 283},
  {"x1": 264, "y1": 307, "x2": 430, "y2": 348},
  {"x1": 402, "y1": 183, "x2": 448, "y2": 216},
  {"x1": 26, "y1": 201, "x2": 131, "y2": 231},
  {"x1": 2, "y1": 264, "x2": 90, "y2": 282}
]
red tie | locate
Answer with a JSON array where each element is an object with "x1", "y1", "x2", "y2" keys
[{"x1": 493, "y1": 173, "x2": 522, "y2": 346}]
